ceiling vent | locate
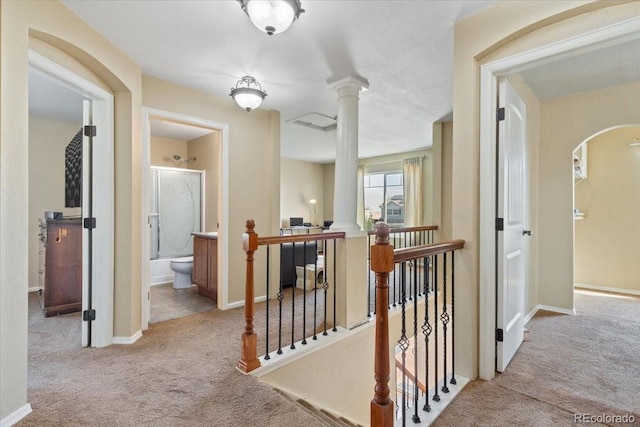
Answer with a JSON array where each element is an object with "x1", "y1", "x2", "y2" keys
[{"x1": 288, "y1": 112, "x2": 337, "y2": 132}]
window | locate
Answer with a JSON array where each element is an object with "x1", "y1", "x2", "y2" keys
[{"x1": 364, "y1": 172, "x2": 404, "y2": 230}]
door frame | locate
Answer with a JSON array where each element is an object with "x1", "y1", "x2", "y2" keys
[
  {"x1": 478, "y1": 17, "x2": 640, "y2": 380},
  {"x1": 141, "y1": 108, "x2": 229, "y2": 330},
  {"x1": 29, "y1": 50, "x2": 115, "y2": 347}
]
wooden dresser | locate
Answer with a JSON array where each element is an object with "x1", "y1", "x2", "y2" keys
[
  {"x1": 192, "y1": 232, "x2": 217, "y2": 302},
  {"x1": 41, "y1": 218, "x2": 82, "y2": 317}
]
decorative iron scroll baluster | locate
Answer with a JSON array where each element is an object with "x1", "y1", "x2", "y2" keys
[
  {"x1": 412, "y1": 260, "x2": 421, "y2": 424},
  {"x1": 432, "y1": 254, "x2": 440, "y2": 402},
  {"x1": 450, "y1": 251, "x2": 457, "y2": 386},
  {"x1": 302, "y1": 242, "x2": 308, "y2": 345},
  {"x1": 422, "y1": 256, "x2": 432, "y2": 412},
  {"x1": 441, "y1": 252, "x2": 450, "y2": 394},
  {"x1": 398, "y1": 262, "x2": 409, "y2": 426},
  {"x1": 277, "y1": 244, "x2": 284, "y2": 355},
  {"x1": 264, "y1": 246, "x2": 271, "y2": 360}
]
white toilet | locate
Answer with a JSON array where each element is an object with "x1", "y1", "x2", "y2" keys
[{"x1": 169, "y1": 256, "x2": 194, "y2": 289}]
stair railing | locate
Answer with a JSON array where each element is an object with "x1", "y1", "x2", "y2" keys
[
  {"x1": 370, "y1": 222, "x2": 464, "y2": 427},
  {"x1": 367, "y1": 225, "x2": 438, "y2": 316},
  {"x1": 238, "y1": 219, "x2": 345, "y2": 373}
]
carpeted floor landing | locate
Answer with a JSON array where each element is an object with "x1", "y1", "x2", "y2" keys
[{"x1": 434, "y1": 289, "x2": 640, "y2": 427}]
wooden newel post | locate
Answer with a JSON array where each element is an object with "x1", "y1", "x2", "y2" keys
[
  {"x1": 370, "y1": 222, "x2": 395, "y2": 427},
  {"x1": 238, "y1": 219, "x2": 261, "y2": 373}
]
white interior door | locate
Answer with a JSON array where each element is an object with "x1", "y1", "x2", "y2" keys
[{"x1": 496, "y1": 78, "x2": 528, "y2": 372}]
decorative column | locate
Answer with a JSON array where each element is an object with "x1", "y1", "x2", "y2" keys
[{"x1": 329, "y1": 76, "x2": 368, "y2": 233}]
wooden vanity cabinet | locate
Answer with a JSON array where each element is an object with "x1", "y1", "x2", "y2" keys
[{"x1": 193, "y1": 235, "x2": 217, "y2": 302}]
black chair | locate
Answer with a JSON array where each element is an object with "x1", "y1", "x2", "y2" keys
[{"x1": 280, "y1": 241, "x2": 317, "y2": 287}]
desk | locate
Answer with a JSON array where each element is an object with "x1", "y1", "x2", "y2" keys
[{"x1": 280, "y1": 226, "x2": 323, "y2": 235}]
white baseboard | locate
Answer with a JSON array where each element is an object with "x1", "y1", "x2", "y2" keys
[
  {"x1": 112, "y1": 330, "x2": 143, "y2": 345},
  {"x1": 575, "y1": 283, "x2": 640, "y2": 296},
  {"x1": 226, "y1": 295, "x2": 267, "y2": 310},
  {"x1": 524, "y1": 304, "x2": 576, "y2": 325},
  {"x1": 150, "y1": 275, "x2": 173, "y2": 286},
  {"x1": 28, "y1": 287, "x2": 41, "y2": 293},
  {"x1": 1, "y1": 403, "x2": 32, "y2": 427},
  {"x1": 523, "y1": 306, "x2": 539, "y2": 325}
]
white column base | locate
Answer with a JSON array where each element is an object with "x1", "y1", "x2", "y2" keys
[{"x1": 329, "y1": 222, "x2": 362, "y2": 234}]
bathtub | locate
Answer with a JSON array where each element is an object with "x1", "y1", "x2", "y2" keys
[{"x1": 149, "y1": 258, "x2": 174, "y2": 286}]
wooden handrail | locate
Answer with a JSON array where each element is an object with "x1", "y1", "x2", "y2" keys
[
  {"x1": 237, "y1": 219, "x2": 261, "y2": 373},
  {"x1": 367, "y1": 225, "x2": 438, "y2": 235},
  {"x1": 258, "y1": 231, "x2": 345, "y2": 246},
  {"x1": 395, "y1": 359, "x2": 427, "y2": 394},
  {"x1": 393, "y1": 239, "x2": 465, "y2": 264}
]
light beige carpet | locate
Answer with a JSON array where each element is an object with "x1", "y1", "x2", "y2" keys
[
  {"x1": 434, "y1": 289, "x2": 640, "y2": 427},
  {"x1": 20, "y1": 292, "x2": 331, "y2": 427}
]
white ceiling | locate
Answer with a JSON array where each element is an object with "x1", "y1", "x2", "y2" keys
[{"x1": 31, "y1": 1, "x2": 640, "y2": 162}]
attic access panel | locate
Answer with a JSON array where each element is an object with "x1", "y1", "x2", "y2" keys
[{"x1": 288, "y1": 112, "x2": 337, "y2": 132}]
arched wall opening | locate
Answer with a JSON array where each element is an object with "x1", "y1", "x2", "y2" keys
[{"x1": 573, "y1": 125, "x2": 640, "y2": 296}]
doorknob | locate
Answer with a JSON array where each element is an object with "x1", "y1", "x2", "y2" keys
[{"x1": 522, "y1": 230, "x2": 532, "y2": 236}]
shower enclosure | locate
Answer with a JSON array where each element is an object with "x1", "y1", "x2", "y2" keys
[{"x1": 149, "y1": 167, "x2": 203, "y2": 260}]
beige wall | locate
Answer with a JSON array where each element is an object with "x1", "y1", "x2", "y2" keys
[
  {"x1": 28, "y1": 117, "x2": 83, "y2": 289},
  {"x1": 440, "y1": 122, "x2": 453, "y2": 242},
  {"x1": 1, "y1": 0, "x2": 142, "y2": 420},
  {"x1": 574, "y1": 127, "x2": 640, "y2": 292},
  {"x1": 150, "y1": 135, "x2": 187, "y2": 167},
  {"x1": 142, "y1": 75, "x2": 281, "y2": 305},
  {"x1": 539, "y1": 80, "x2": 640, "y2": 307},
  {"x1": 280, "y1": 157, "x2": 324, "y2": 227},
  {"x1": 323, "y1": 162, "x2": 335, "y2": 223},
  {"x1": 188, "y1": 132, "x2": 221, "y2": 232},
  {"x1": 453, "y1": 0, "x2": 640, "y2": 379}
]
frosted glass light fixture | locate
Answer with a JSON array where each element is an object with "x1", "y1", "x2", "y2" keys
[
  {"x1": 238, "y1": 0, "x2": 305, "y2": 36},
  {"x1": 229, "y1": 76, "x2": 267, "y2": 112}
]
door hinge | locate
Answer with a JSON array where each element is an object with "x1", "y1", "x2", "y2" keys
[
  {"x1": 84, "y1": 125, "x2": 97, "y2": 137},
  {"x1": 83, "y1": 217, "x2": 97, "y2": 229},
  {"x1": 496, "y1": 328, "x2": 504, "y2": 342},
  {"x1": 83, "y1": 309, "x2": 96, "y2": 322},
  {"x1": 496, "y1": 218, "x2": 504, "y2": 231},
  {"x1": 496, "y1": 107, "x2": 505, "y2": 121}
]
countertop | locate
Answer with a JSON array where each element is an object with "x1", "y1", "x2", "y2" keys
[{"x1": 192, "y1": 231, "x2": 218, "y2": 240}]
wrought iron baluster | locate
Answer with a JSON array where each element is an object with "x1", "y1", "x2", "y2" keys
[
  {"x1": 302, "y1": 241, "x2": 308, "y2": 345},
  {"x1": 441, "y1": 252, "x2": 450, "y2": 394},
  {"x1": 332, "y1": 238, "x2": 337, "y2": 332},
  {"x1": 412, "y1": 259, "x2": 421, "y2": 424},
  {"x1": 398, "y1": 261, "x2": 409, "y2": 427},
  {"x1": 322, "y1": 240, "x2": 329, "y2": 336},
  {"x1": 277, "y1": 244, "x2": 285, "y2": 355},
  {"x1": 421, "y1": 256, "x2": 432, "y2": 412},
  {"x1": 450, "y1": 251, "x2": 457, "y2": 386},
  {"x1": 290, "y1": 242, "x2": 296, "y2": 350},
  {"x1": 313, "y1": 239, "x2": 318, "y2": 340},
  {"x1": 264, "y1": 245, "x2": 271, "y2": 360},
  {"x1": 432, "y1": 254, "x2": 440, "y2": 402}
]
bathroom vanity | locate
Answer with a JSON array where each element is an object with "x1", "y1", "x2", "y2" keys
[{"x1": 192, "y1": 232, "x2": 217, "y2": 302}]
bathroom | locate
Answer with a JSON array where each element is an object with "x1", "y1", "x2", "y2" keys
[{"x1": 148, "y1": 117, "x2": 221, "y2": 323}]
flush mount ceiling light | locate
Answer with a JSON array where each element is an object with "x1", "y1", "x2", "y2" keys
[
  {"x1": 238, "y1": 0, "x2": 304, "y2": 36},
  {"x1": 229, "y1": 76, "x2": 267, "y2": 112}
]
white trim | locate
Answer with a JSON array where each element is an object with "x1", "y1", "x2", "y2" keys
[
  {"x1": 0, "y1": 404, "x2": 32, "y2": 427},
  {"x1": 112, "y1": 330, "x2": 143, "y2": 345},
  {"x1": 523, "y1": 304, "x2": 576, "y2": 326},
  {"x1": 28, "y1": 49, "x2": 115, "y2": 349},
  {"x1": 575, "y1": 283, "x2": 640, "y2": 297},
  {"x1": 226, "y1": 295, "x2": 267, "y2": 310},
  {"x1": 27, "y1": 287, "x2": 41, "y2": 293},
  {"x1": 478, "y1": 16, "x2": 640, "y2": 381},
  {"x1": 141, "y1": 108, "x2": 230, "y2": 329}
]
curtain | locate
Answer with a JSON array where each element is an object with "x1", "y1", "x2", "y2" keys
[
  {"x1": 403, "y1": 157, "x2": 423, "y2": 227},
  {"x1": 357, "y1": 165, "x2": 365, "y2": 230}
]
